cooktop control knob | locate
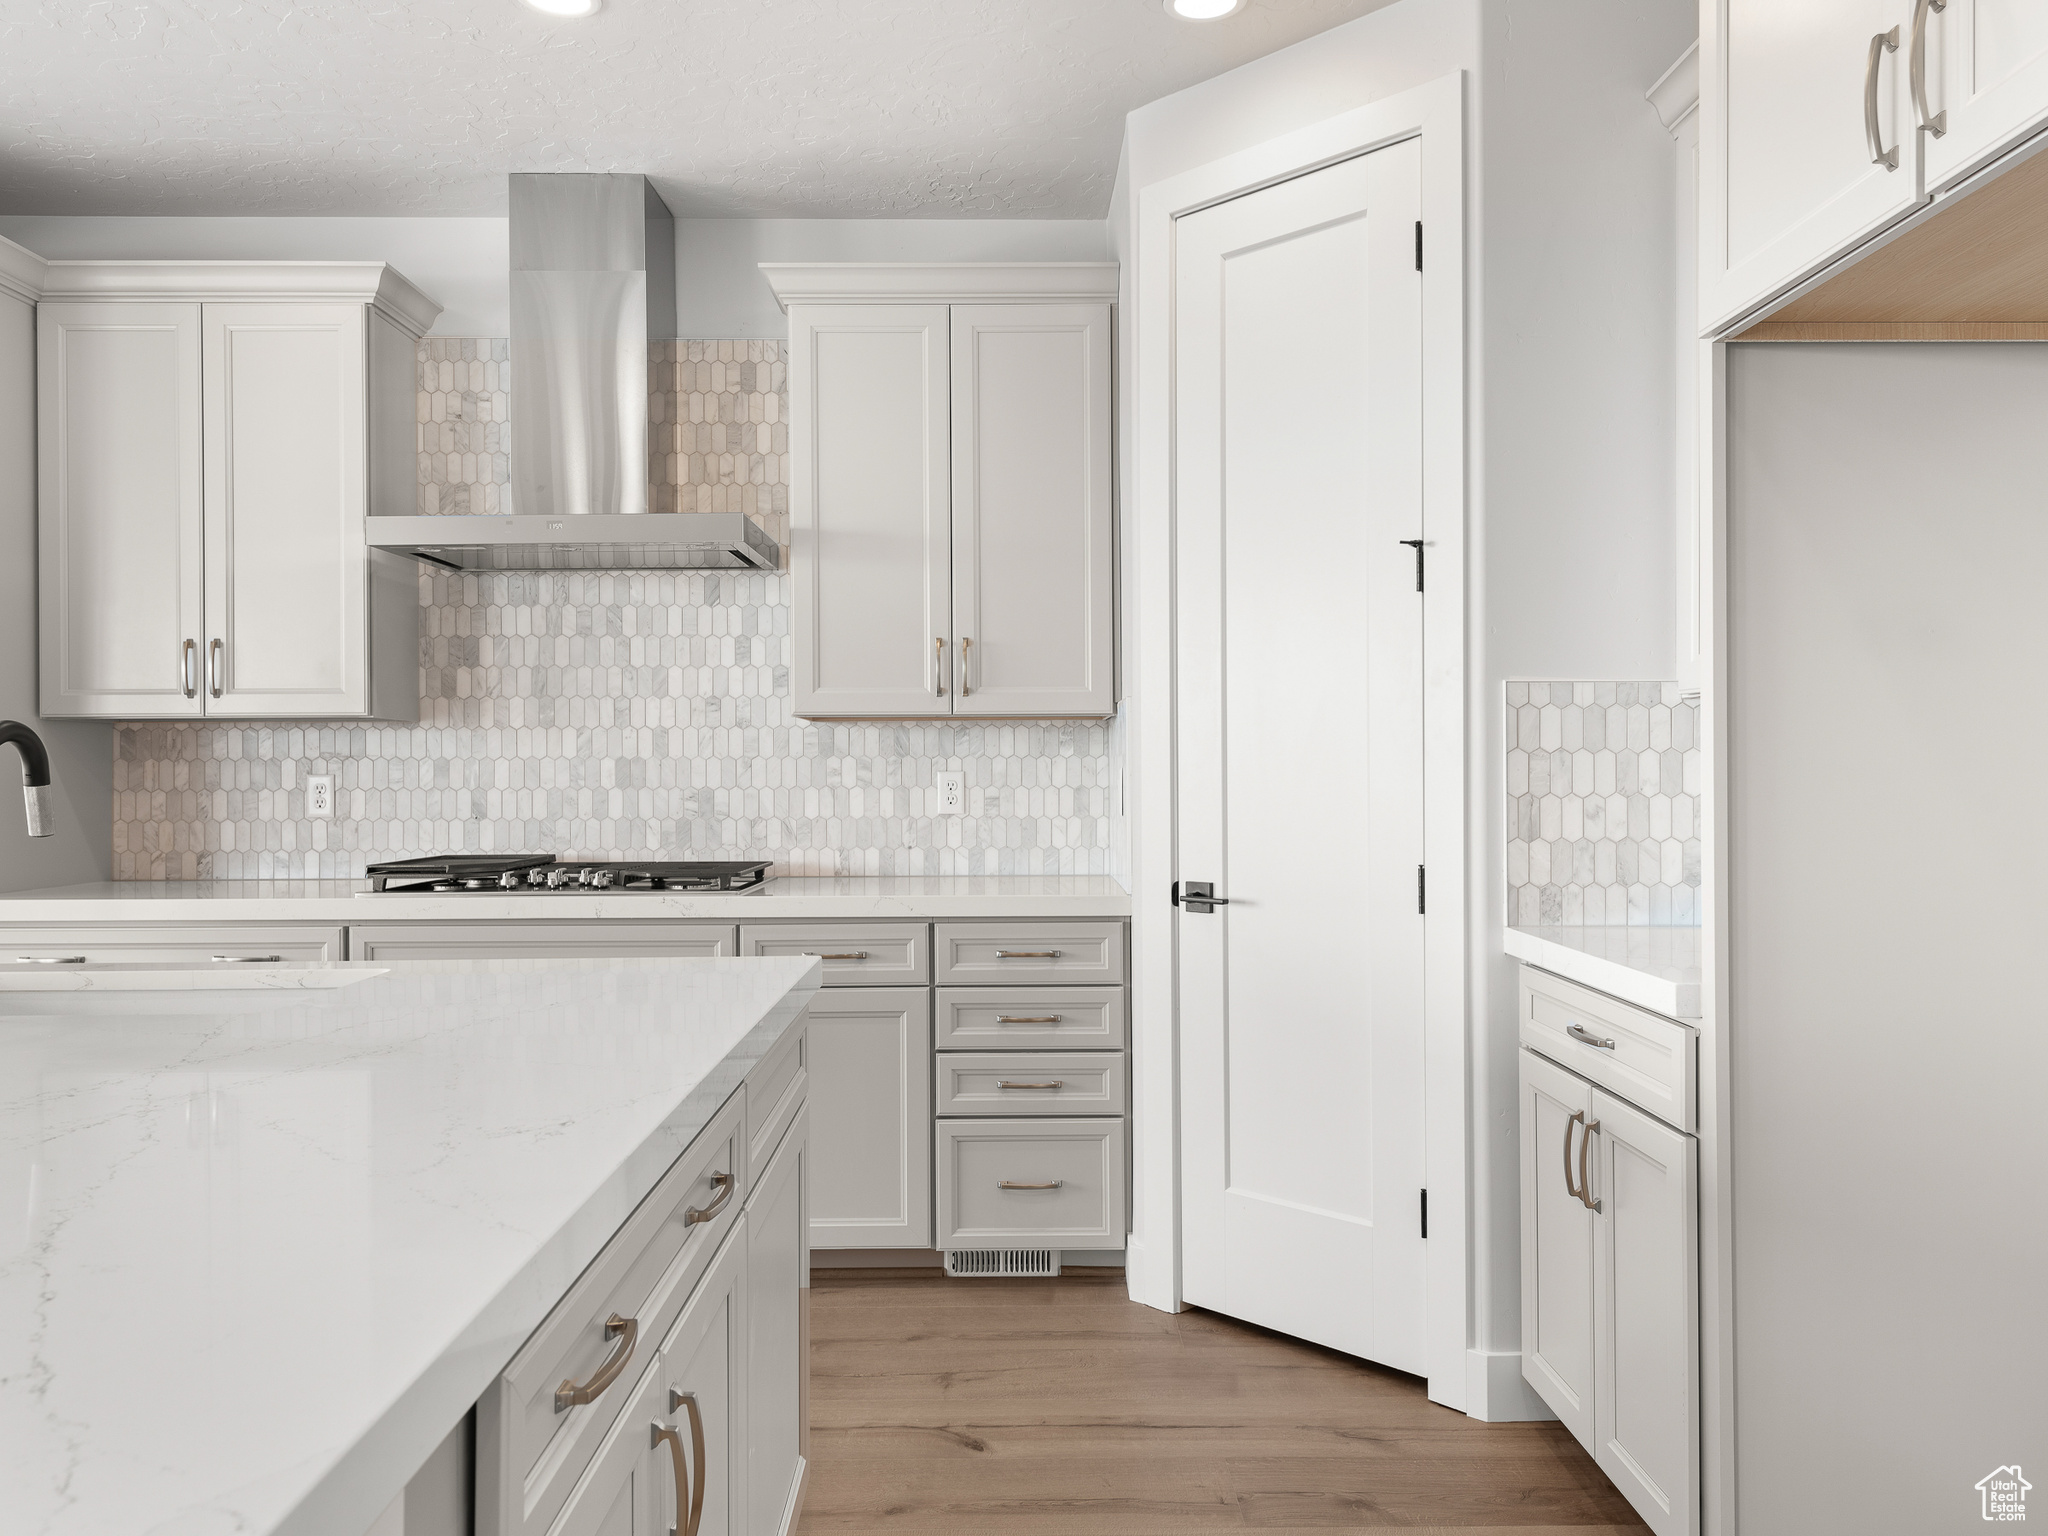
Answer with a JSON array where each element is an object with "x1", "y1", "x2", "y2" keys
[{"x1": 498, "y1": 871, "x2": 522, "y2": 889}]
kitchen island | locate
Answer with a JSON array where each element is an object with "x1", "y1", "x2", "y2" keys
[{"x1": 0, "y1": 954, "x2": 819, "y2": 1536}]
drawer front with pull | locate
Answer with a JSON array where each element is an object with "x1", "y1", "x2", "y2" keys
[
  {"x1": 936, "y1": 1117, "x2": 1125, "y2": 1247},
  {"x1": 936, "y1": 1052, "x2": 1125, "y2": 1116},
  {"x1": 1, "y1": 923, "x2": 346, "y2": 964},
  {"x1": 348, "y1": 922, "x2": 736, "y2": 963},
  {"x1": 739, "y1": 924, "x2": 929, "y2": 986},
  {"x1": 1520, "y1": 967, "x2": 1697, "y2": 1132},
  {"x1": 477, "y1": 1091, "x2": 745, "y2": 1536},
  {"x1": 931, "y1": 921, "x2": 1125, "y2": 985},
  {"x1": 935, "y1": 986, "x2": 1127, "y2": 1050}
]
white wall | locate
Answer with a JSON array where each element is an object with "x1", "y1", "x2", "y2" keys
[
  {"x1": 0, "y1": 215, "x2": 1109, "y2": 341},
  {"x1": 1114, "y1": 0, "x2": 1691, "y2": 1410},
  {"x1": 0, "y1": 281, "x2": 111, "y2": 892}
]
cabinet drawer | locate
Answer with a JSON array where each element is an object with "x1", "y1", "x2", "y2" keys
[
  {"x1": 347, "y1": 922, "x2": 736, "y2": 962},
  {"x1": 936, "y1": 1117, "x2": 1126, "y2": 1248},
  {"x1": 1, "y1": 923, "x2": 346, "y2": 964},
  {"x1": 477, "y1": 1092, "x2": 745, "y2": 1536},
  {"x1": 739, "y1": 923, "x2": 928, "y2": 986},
  {"x1": 935, "y1": 986, "x2": 1127, "y2": 1050},
  {"x1": 932, "y1": 921, "x2": 1124, "y2": 985},
  {"x1": 937, "y1": 1052, "x2": 1125, "y2": 1117},
  {"x1": 1521, "y1": 967, "x2": 1696, "y2": 1133}
]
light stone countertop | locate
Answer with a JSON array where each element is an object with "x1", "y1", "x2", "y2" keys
[
  {"x1": 0, "y1": 955, "x2": 820, "y2": 1536},
  {"x1": 0, "y1": 874, "x2": 1133, "y2": 923},
  {"x1": 1504, "y1": 924, "x2": 1702, "y2": 1019}
]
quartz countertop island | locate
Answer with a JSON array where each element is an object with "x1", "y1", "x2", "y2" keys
[{"x1": 0, "y1": 955, "x2": 820, "y2": 1536}]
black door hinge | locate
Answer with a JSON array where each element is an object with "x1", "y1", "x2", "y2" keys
[
  {"x1": 1421, "y1": 1188, "x2": 1428, "y2": 1239},
  {"x1": 1398, "y1": 538, "x2": 1424, "y2": 592},
  {"x1": 1417, "y1": 865, "x2": 1426, "y2": 915},
  {"x1": 1414, "y1": 220, "x2": 1423, "y2": 272}
]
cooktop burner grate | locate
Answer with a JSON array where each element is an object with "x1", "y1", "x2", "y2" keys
[{"x1": 363, "y1": 855, "x2": 772, "y2": 894}]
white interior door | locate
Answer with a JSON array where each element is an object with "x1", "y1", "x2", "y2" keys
[{"x1": 1175, "y1": 139, "x2": 1427, "y2": 1373}]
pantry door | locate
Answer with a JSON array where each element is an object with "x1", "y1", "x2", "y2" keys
[{"x1": 1175, "y1": 137, "x2": 1428, "y2": 1373}]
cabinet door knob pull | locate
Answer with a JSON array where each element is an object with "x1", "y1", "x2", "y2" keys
[
  {"x1": 555, "y1": 1313, "x2": 637, "y2": 1411},
  {"x1": 1865, "y1": 25, "x2": 1901, "y2": 169},
  {"x1": 996, "y1": 1080, "x2": 1064, "y2": 1091},
  {"x1": 999, "y1": 1179, "x2": 1064, "y2": 1190},
  {"x1": 1578, "y1": 1118, "x2": 1601, "y2": 1213},
  {"x1": 934, "y1": 636, "x2": 947, "y2": 697},
  {"x1": 207, "y1": 638, "x2": 225, "y2": 699},
  {"x1": 181, "y1": 638, "x2": 199, "y2": 699},
  {"x1": 803, "y1": 951, "x2": 868, "y2": 961},
  {"x1": 683, "y1": 1171, "x2": 734, "y2": 1226},
  {"x1": 1565, "y1": 1022, "x2": 1616, "y2": 1050},
  {"x1": 996, "y1": 950, "x2": 1061, "y2": 959},
  {"x1": 1910, "y1": 0, "x2": 1947, "y2": 136},
  {"x1": 959, "y1": 634, "x2": 972, "y2": 697},
  {"x1": 210, "y1": 955, "x2": 284, "y2": 964},
  {"x1": 652, "y1": 1387, "x2": 706, "y2": 1536},
  {"x1": 1563, "y1": 1110, "x2": 1584, "y2": 1203},
  {"x1": 995, "y1": 1015, "x2": 1062, "y2": 1024},
  {"x1": 18, "y1": 955, "x2": 88, "y2": 964}
]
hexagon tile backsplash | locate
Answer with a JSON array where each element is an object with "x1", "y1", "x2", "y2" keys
[
  {"x1": 1506, "y1": 681, "x2": 1700, "y2": 927},
  {"x1": 110, "y1": 340, "x2": 1111, "y2": 880}
]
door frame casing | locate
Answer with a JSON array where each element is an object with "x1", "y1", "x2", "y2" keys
[{"x1": 1126, "y1": 70, "x2": 1468, "y2": 1411}]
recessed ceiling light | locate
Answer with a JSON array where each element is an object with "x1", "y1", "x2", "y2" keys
[
  {"x1": 522, "y1": 0, "x2": 600, "y2": 16},
  {"x1": 1166, "y1": 0, "x2": 1244, "y2": 17}
]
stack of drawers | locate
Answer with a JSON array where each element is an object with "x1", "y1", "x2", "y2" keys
[{"x1": 931, "y1": 921, "x2": 1128, "y2": 1259}]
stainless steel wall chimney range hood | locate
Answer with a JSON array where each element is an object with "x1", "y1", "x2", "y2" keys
[{"x1": 369, "y1": 173, "x2": 777, "y2": 573}]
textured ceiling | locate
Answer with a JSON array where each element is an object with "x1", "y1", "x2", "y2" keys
[{"x1": 0, "y1": 0, "x2": 1397, "y2": 218}]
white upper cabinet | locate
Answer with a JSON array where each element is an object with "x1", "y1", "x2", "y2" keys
[
  {"x1": 1702, "y1": 0, "x2": 1927, "y2": 333},
  {"x1": 1919, "y1": 0, "x2": 2048, "y2": 192},
  {"x1": 36, "y1": 264, "x2": 438, "y2": 720},
  {"x1": 768, "y1": 264, "x2": 1118, "y2": 721},
  {"x1": 787, "y1": 303, "x2": 952, "y2": 719},
  {"x1": 36, "y1": 302, "x2": 206, "y2": 718},
  {"x1": 949, "y1": 304, "x2": 1113, "y2": 718}
]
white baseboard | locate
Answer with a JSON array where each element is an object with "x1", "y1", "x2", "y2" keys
[{"x1": 1464, "y1": 1349, "x2": 1559, "y2": 1422}]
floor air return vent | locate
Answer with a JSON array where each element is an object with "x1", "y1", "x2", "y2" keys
[{"x1": 945, "y1": 1249, "x2": 1060, "y2": 1278}]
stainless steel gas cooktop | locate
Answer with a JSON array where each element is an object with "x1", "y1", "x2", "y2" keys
[{"x1": 362, "y1": 855, "x2": 772, "y2": 895}]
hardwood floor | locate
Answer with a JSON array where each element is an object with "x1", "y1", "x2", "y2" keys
[{"x1": 797, "y1": 1268, "x2": 1647, "y2": 1535}]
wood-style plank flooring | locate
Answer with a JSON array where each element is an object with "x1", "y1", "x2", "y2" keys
[{"x1": 797, "y1": 1269, "x2": 1647, "y2": 1535}]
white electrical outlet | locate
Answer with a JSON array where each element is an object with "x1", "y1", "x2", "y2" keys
[
  {"x1": 307, "y1": 776, "x2": 335, "y2": 820},
  {"x1": 935, "y1": 771, "x2": 965, "y2": 815}
]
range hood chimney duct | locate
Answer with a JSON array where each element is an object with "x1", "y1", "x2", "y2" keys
[{"x1": 368, "y1": 171, "x2": 777, "y2": 573}]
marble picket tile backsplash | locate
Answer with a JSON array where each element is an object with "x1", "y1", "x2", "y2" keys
[
  {"x1": 112, "y1": 340, "x2": 1108, "y2": 880},
  {"x1": 1506, "y1": 681, "x2": 1700, "y2": 927}
]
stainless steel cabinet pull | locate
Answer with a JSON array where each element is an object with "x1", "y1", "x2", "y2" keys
[
  {"x1": 683, "y1": 1171, "x2": 733, "y2": 1226},
  {"x1": 934, "y1": 636, "x2": 947, "y2": 697},
  {"x1": 207, "y1": 638, "x2": 224, "y2": 699},
  {"x1": 1911, "y1": 0, "x2": 1947, "y2": 136},
  {"x1": 803, "y1": 951, "x2": 868, "y2": 961},
  {"x1": 181, "y1": 638, "x2": 198, "y2": 699},
  {"x1": 1866, "y1": 25, "x2": 1901, "y2": 169},
  {"x1": 959, "y1": 634, "x2": 973, "y2": 697},
  {"x1": 1563, "y1": 1110, "x2": 1584, "y2": 1202},
  {"x1": 18, "y1": 955, "x2": 88, "y2": 964},
  {"x1": 997, "y1": 1081, "x2": 1064, "y2": 1091},
  {"x1": 996, "y1": 950, "x2": 1061, "y2": 959},
  {"x1": 653, "y1": 1387, "x2": 706, "y2": 1536},
  {"x1": 555, "y1": 1312, "x2": 637, "y2": 1411},
  {"x1": 996, "y1": 1015, "x2": 1063, "y2": 1024},
  {"x1": 999, "y1": 1179, "x2": 1064, "y2": 1190},
  {"x1": 210, "y1": 954, "x2": 283, "y2": 963},
  {"x1": 1578, "y1": 1118, "x2": 1601, "y2": 1212},
  {"x1": 1565, "y1": 1022, "x2": 1616, "y2": 1051}
]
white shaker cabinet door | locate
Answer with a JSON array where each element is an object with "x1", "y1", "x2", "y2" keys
[
  {"x1": 803, "y1": 987, "x2": 932, "y2": 1248},
  {"x1": 201, "y1": 303, "x2": 372, "y2": 717},
  {"x1": 1702, "y1": 0, "x2": 1926, "y2": 333},
  {"x1": 1921, "y1": 0, "x2": 2048, "y2": 191},
  {"x1": 744, "y1": 1107, "x2": 808, "y2": 1536},
  {"x1": 788, "y1": 304, "x2": 951, "y2": 719},
  {"x1": 1519, "y1": 1048, "x2": 1598, "y2": 1452},
  {"x1": 37, "y1": 302, "x2": 206, "y2": 718},
  {"x1": 948, "y1": 304, "x2": 1114, "y2": 718},
  {"x1": 1590, "y1": 1088, "x2": 1699, "y2": 1536}
]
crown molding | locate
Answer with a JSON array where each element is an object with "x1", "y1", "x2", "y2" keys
[
  {"x1": 760, "y1": 261, "x2": 1119, "y2": 311},
  {"x1": 35, "y1": 260, "x2": 444, "y2": 337},
  {"x1": 1646, "y1": 41, "x2": 1700, "y2": 135},
  {"x1": 0, "y1": 233, "x2": 48, "y2": 307}
]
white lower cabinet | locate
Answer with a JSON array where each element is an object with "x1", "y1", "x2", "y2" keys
[
  {"x1": 744, "y1": 1108, "x2": 808, "y2": 1535},
  {"x1": 348, "y1": 923, "x2": 739, "y2": 963},
  {"x1": 1520, "y1": 1019, "x2": 1698, "y2": 1536},
  {"x1": 935, "y1": 1117, "x2": 1125, "y2": 1250},
  {"x1": 804, "y1": 987, "x2": 931, "y2": 1249}
]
